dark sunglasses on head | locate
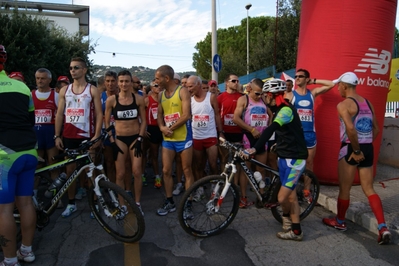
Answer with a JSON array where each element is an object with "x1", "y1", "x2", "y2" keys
[
  {"x1": 69, "y1": 65, "x2": 82, "y2": 71},
  {"x1": 294, "y1": 75, "x2": 306, "y2": 79},
  {"x1": 229, "y1": 79, "x2": 239, "y2": 83}
]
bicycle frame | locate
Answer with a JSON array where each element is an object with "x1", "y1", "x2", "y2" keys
[{"x1": 215, "y1": 150, "x2": 280, "y2": 212}]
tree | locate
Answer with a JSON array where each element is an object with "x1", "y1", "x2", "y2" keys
[
  {"x1": 0, "y1": 10, "x2": 95, "y2": 87},
  {"x1": 192, "y1": 0, "x2": 302, "y2": 81}
]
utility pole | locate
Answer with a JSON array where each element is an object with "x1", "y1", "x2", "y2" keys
[{"x1": 211, "y1": 0, "x2": 218, "y2": 83}]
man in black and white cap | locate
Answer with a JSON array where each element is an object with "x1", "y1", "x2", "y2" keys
[
  {"x1": 322, "y1": 71, "x2": 391, "y2": 245},
  {"x1": 173, "y1": 73, "x2": 181, "y2": 85}
]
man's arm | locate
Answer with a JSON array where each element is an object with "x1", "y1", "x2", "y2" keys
[
  {"x1": 91, "y1": 86, "x2": 103, "y2": 139},
  {"x1": 210, "y1": 93, "x2": 224, "y2": 135},
  {"x1": 337, "y1": 100, "x2": 360, "y2": 150},
  {"x1": 368, "y1": 100, "x2": 380, "y2": 140},
  {"x1": 104, "y1": 95, "x2": 115, "y2": 140},
  {"x1": 233, "y1": 95, "x2": 252, "y2": 132},
  {"x1": 157, "y1": 92, "x2": 172, "y2": 137},
  {"x1": 310, "y1": 79, "x2": 335, "y2": 97},
  {"x1": 54, "y1": 86, "x2": 67, "y2": 150},
  {"x1": 168, "y1": 87, "x2": 191, "y2": 131}
]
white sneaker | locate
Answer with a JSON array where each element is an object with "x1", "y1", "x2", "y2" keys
[
  {"x1": 172, "y1": 183, "x2": 184, "y2": 196},
  {"x1": 62, "y1": 204, "x2": 77, "y2": 218},
  {"x1": 193, "y1": 187, "x2": 205, "y2": 202}
]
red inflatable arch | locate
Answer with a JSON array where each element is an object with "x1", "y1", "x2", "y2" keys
[{"x1": 296, "y1": 0, "x2": 397, "y2": 184}]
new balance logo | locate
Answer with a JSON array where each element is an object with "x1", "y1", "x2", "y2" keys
[{"x1": 354, "y1": 48, "x2": 391, "y2": 75}]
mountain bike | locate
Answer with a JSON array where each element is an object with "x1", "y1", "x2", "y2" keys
[
  {"x1": 14, "y1": 126, "x2": 145, "y2": 243},
  {"x1": 178, "y1": 138, "x2": 319, "y2": 237}
]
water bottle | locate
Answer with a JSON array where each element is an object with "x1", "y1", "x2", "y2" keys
[
  {"x1": 254, "y1": 171, "x2": 265, "y2": 188},
  {"x1": 44, "y1": 173, "x2": 67, "y2": 198}
]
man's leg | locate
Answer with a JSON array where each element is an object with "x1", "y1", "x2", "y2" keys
[
  {"x1": 0, "y1": 203, "x2": 18, "y2": 258},
  {"x1": 180, "y1": 146, "x2": 194, "y2": 190},
  {"x1": 162, "y1": 147, "x2": 176, "y2": 198},
  {"x1": 205, "y1": 145, "x2": 219, "y2": 175},
  {"x1": 15, "y1": 196, "x2": 36, "y2": 248}
]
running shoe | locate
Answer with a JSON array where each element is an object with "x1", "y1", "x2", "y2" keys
[
  {"x1": 282, "y1": 216, "x2": 292, "y2": 232},
  {"x1": 378, "y1": 227, "x2": 391, "y2": 245},
  {"x1": 172, "y1": 183, "x2": 183, "y2": 196},
  {"x1": 17, "y1": 249, "x2": 35, "y2": 262},
  {"x1": 303, "y1": 189, "x2": 312, "y2": 204},
  {"x1": 183, "y1": 204, "x2": 194, "y2": 220},
  {"x1": 75, "y1": 187, "x2": 87, "y2": 200},
  {"x1": 193, "y1": 187, "x2": 205, "y2": 202},
  {"x1": 116, "y1": 205, "x2": 128, "y2": 220},
  {"x1": 322, "y1": 217, "x2": 347, "y2": 231},
  {"x1": 276, "y1": 230, "x2": 303, "y2": 241},
  {"x1": 136, "y1": 203, "x2": 144, "y2": 216},
  {"x1": 154, "y1": 177, "x2": 162, "y2": 189},
  {"x1": 239, "y1": 197, "x2": 254, "y2": 208},
  {"x1": 61, "y1": 204, "x2": 77, "y2": 218},
  {"x1": 157, "y1": 200, "x2": 176, "y2": 216},
  {"x1": 142, "y1": 175, "x2": 148, "y2": 187}
]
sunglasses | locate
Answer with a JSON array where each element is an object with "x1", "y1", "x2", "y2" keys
[
  {"x1": 153, "y1": 84, "x2": 159, "y2": 88},
  {"x1": 69, "y1": 65, "x2": 83, "y2": 71},
  {"x1": 254, "y1": 92, "x2": 262, "y2": 96},
  {"x1": 229, "y1": 79, "x2": 239, "y2": 83},
  {"x1": 294, "y1": 75, "x2": 306, "y2": 79}
]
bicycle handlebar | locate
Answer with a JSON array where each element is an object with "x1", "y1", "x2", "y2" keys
[
  {"x1": 52, "y1": 125, "x2": 114, "y2": 160},
  {"x1": 219, "y1": 137, "x2": 242, "y2": 152}
]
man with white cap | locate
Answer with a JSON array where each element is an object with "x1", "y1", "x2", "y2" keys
[
  {"x1": 173, "y1": 73, "x2": 181, "y2": 85},
  {"x1": 322, "y1": 72, "x2": 391, "y2": 245}
]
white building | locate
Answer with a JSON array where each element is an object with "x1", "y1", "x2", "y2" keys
[{"x1": 0, "y1": 0, "x2": 89, "y2": 36}]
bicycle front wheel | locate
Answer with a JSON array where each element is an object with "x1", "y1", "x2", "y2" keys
[
  {"x1": 271, "y1": 170, "x2": 320, "y2": 223},
  {"x1": 178, "y1": 175, "x2": 240, "y2": 238},
  {"x1": 88, "y1": 180, "x2": 145, "y2": 243}
]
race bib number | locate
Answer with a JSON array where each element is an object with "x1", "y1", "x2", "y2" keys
[
  {"x1": 117, "y1": 109, "x2": 137, "y2": 119},
  {"x1": 193, "y1": 114, "x2": 209, "y2": 128},
  {"x1": 151, "y1": 107, "x2": 158, "y2": 119},
  {"x1": 66, "y1": 108, "x2": 85, "y2": 124},
  {"x1": 250, "y1": 114, "x2": 267, "y2": 127},
  {"x1": 298, "y1": 109, "x2": 313, "y2": 122},
  {"x1": 164, "y1": 112, "x2": 180, "y2": 128},
  {"x1": 224, "y1": 114, "x2": 236, "y2": 126},
  {"x1": 35, "y1": 109, "x2": 52, "y2": 124}
]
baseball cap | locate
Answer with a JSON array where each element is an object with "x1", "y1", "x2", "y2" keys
[
  {"x1": 57, "y1": 76, "x2": 70, "y2": 84},
  {"x1": 9, "y1": 72, "x2": 25, "y2": 81},
  {"x1": 208, "y1": 80, "x2": 217, "y2": 86},
  {"x1": 333, "y1": 72, "x2": 358, "y2": 86},
  {"x1": 174, "y1": 73, "x2": 181, "y2": 81}
]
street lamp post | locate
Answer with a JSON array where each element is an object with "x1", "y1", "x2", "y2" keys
[{"x1": 245, "y1": 3, "x2": 252, "y2": 75}]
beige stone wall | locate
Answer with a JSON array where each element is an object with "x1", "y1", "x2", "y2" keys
[{"x1": 379, "y1": 118, "x2": 399, "y2": 167}]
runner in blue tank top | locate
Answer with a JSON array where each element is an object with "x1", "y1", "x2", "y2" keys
[{"x1": 286, "y1": 69, "x2": 334, "y2": 200}]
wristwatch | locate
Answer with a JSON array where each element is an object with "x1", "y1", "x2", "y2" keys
[
  {"x1": 53, "y1": 135, "x2": 60, "y2": 140},
  {"x1": 353, "y1": 150, "x2": 361, "y2": 155}
]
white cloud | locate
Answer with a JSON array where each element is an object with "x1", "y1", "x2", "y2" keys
[{"x1": 75, "y1": 0, "x2": 211, "y2": 47}]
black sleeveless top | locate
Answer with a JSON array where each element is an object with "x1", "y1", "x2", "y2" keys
[{"x1": 112, "y1": 94, "x2": 139, "y2": 120}]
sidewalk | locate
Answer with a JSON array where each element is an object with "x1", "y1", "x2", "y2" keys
[{"x1": 317, "y1": 162, "x2": 399, "y2": 245}]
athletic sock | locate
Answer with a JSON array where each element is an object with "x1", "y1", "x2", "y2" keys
[
  {"x1": 167, "y1": 197, "x2": 174, "y2": 204},
  {"x1": 292, "y1": 223, "x2": 301, "y2": 235},
  {"x1": 337, "y1": 198, "x2": 350, "y2": 221},
  {"x1": 4, "y1": 257, "x2": 18, "y2": 265},
  {"x1": 20, "y1": 244, "x2": 32, "y2": 253},
  {"x1": 368, "y1": 194, "x2": 385, "y2": 225}
]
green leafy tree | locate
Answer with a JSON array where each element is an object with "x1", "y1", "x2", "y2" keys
[
  {"x1": 0, "y1": 10, "x2": 95, "y2": 87},
  {"x1": 193, "y1": 0, "x2": 301, "y2": 81}
]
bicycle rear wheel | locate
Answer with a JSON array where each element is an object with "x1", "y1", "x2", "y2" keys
[
  {"x1": 178, "y1": 175, "x2": 240, "y2": 237},
  {"x1": 88, "y1": 180, "x2": 145, "y2": 243},
  {"x1": 271, "y1": 170, "x2": 320, "y2": 223}
]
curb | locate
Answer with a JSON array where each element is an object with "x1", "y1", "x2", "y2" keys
[{"x1": 318, "y1": 190, "x2": 399, "y2": 245}]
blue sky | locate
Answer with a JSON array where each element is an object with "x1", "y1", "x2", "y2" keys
[{"x1": 28, "y1": 0, "x2": 399, "y2": 72}]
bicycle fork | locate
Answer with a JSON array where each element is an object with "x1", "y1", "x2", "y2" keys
[{"x1": 208, "y1": 164, "x2": 237, "y2": 213}]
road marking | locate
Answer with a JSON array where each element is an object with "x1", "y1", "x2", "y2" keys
[{"x1": 124, "y1": 242, "x2": 141, "y2": 266}]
